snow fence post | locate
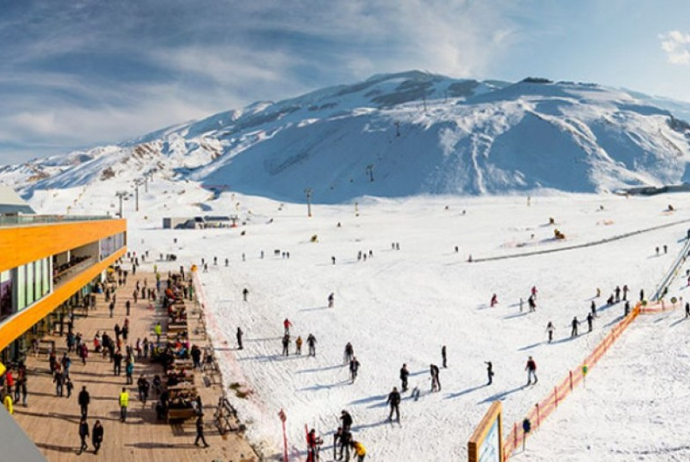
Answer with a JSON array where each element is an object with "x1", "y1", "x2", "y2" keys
[
  {"x1": 569, "y1": 371, "x2": 573, "y2": 390},
  {"x1": 514, "y1": 422, "x2": 518, "y2": 449},
  {"x1": 554, "y1": 387, "x2": 558, "y2": 407},
  {"x1": 536, "y1": 403, "x2": 540, "y2": 427},
  {"x1": 278, "y1": 409, "x2": 288, "y2": 462}
]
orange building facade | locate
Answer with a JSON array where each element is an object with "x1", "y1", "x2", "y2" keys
[{"x1": 0, "y1": 216, "x2": 127, "y2": 361}]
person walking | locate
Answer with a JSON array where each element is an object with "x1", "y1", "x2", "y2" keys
[
  {"x1": 546, "y1": 322, "x2": 555, "y2": 343},
  {"x1": 525, "y1": 356, "x2": 538, "y2": 385},
  {"x1": 485, "y1": 361, "x2": 494, "y2": 385},
  {"x1": 387, "y1": 386, "x2": 401, "y2": 422},
  {"x1": 125, "y1": 359, "x2": 134, "y2": 385},
  {"x1": 571, "y1": 317, "x2": 579, "y2": 337},
  {"x1": 344, "y1": 342, "x2": 354, "y2": 364},
  {"x1": 430, "y1": 364, "x2": 441, "y2": 392},
  {"x1": 282, "y1": 334, "x2": 290, "y2": 356},
  {"x1": 194, "y1": 414, "x2": 210, "y2": 448},
  {"x1": 78, "y1": 416, "x2": 89, "y2": 455},
  {"x1": 295, "y1": 336, "x2": 303, "y2": 355},
  {"x1": 236, "y1": 327, "x2": 243, "y2": 350},
  {"x1": 400, "y1": 363, "x2": 410, "y2": 392},
  {"x1": 92, "y1": 420, "x2": 104, "y2": 454},
  {"x1": 154, "y1": 322, "x2": 162, "y2": 344},
  {"x1": 119, "y1": 387, "x2": 129, "y2": 422},
  {"x1": 307, "y1": 334, "x2": 317, "y2": 356},
  {"x1": 349, "y1": 357, "x2": 360, "y2": 383},
  {"x1": 78, "y1": 386, "x2": 90, "y2": 418},
  {"x1": 242, "y1": 288, "x2": 249, "y2": 302},
  {"x1": 125, "y1": 300, "x2": 131, "y2": 316}
]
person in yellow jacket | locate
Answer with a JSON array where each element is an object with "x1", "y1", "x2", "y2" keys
[
  {"x1": 351, "y1": 440, "x2": 366, "y2": 461},
  {"x1": 3, "y1": 392, "x2": 13, "y2": 415},
  {"x1": 119, "y1": 387, "x2": 129, "y2": 422}
]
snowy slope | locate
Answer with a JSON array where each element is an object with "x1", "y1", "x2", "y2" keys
[
  {"x1": 4, "y1": 72, "x2": 690, "y2": 204},
  {"x1": 25, "y1": 177, "x2": 690, "y2": 461}
]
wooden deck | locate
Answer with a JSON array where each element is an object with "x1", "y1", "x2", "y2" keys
[{"x1": 12, "y1": 271, "x2": 258, "y2": 462}]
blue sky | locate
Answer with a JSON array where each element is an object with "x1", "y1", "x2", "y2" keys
[{"x1": 1, "y1": 0, "x2": 690, "y2": 164}]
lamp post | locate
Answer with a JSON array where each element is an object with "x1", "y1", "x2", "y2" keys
[{"x1": 304, "y1": 188, "x2": 313, "y2": 218}]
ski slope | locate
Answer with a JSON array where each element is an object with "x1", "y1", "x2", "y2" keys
[{"x1": 32, "y1": 180, "x2": 690, "y2": 461}]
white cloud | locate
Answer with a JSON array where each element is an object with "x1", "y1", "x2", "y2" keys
[{"x1": 660, "y1": 30, "x2": 690, "y2": 65}]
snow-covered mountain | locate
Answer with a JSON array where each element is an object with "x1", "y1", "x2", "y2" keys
[{"x1": 4, "y1": 71, "x2": 690, "y2": 203}]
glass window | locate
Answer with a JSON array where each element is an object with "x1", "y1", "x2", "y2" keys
[
  {"x1": 16, "y1": 265, "x2": 25, "y2": 310},
  {"x1": 43, "y1": 257, "x2": 50, "y2": 295},
  {"x1": 0, "y1": 270, "x2": 12, "y2": 319},
  {"x1": 26, "y1": 261, "x2": 34, "y2": 306}
]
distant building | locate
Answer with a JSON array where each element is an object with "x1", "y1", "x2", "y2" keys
[
  {"x1": 0, "y1": 187, "x2": 35, "y2": 215},
  {"x1": 204, "y1": 215, "x2": 232, "y2": 228},
  {"x1": 162, "y1": 217, "x2": 192, "y2": 229}
]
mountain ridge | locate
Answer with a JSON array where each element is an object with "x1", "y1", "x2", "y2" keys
[{"x1": 2, "y1": 71, "x2": 690, "y2": 204}]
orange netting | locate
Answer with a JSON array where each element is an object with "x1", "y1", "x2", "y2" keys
[{"x1": 502, "y1": 304, "x2": 641, "y2": 460}]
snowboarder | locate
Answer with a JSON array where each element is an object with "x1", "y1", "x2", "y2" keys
[
  {"x1": 546, "y1": 322, "x2": 555, "y2": 343},
  {"x1": 283, "y1": 318, "x2": 292, "y2": 335},
  {"x1": 307, "y1": 334, "x2": 316, "y2": 356},
  {"x1": 586, "y1": 312, "x2": 594, "y2": 332},
  {"x1": 242, "y1": 288, "x2": 249, "y2": 302},
  {"x1": 525, "y1": 356, "x2": 538, "y2": 385},
  {"x1": 236, "y1": 327, "x2": 243, "y2": 350},
  {"x1": 485, "y1": 361, "x2": 494, "y2": 385},
  {"x1": 295, "y1": 336, "x2": 303, "y2": 355},
  {"x1": 387, "y1": 387, "x2": 401, "y2": 422},
  {"x1": 344, "y1": 342, "x2": 354, "y2": 364},
  {"x1": 400, "y1": 363, "x2": 410, "y2": 392},
  {"x1": 430, "y1": 364, "x2": 441, "y2": 392},
  {"x1": 282, "y1": 334, "x2": 290, "y2": 356},
  {"x1": 328, "y1": 293, "x2": 335, "y2": 308},
  {"x1": 442, "y1": 345, "x2": 447, "y2": 368},
  {"x1": 571, "y1": 316, "x2": 579, "y2": 337},
  {"x1": 349, "y1": 357, "x2": 360, "y2": 383}
]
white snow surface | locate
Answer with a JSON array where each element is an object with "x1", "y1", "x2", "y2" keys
[{"x1": 25, "y1": 179, "x2": 690, "y2": 461}]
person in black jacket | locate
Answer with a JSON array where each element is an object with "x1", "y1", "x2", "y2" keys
[
  {"x1": 78, "y1": 416, "x2": 89, "y2": 454},
  {"x1": 78, "y1": 386, "x2": 90, "y2": 418},
  {"x1": 194, "y1": 414, "x2": 209, "y2": 447},
  {"x1": 92, "y1": 420, "x2": 104, "y2": 455},
  {"x1": 387, "y1": 387, "x2": 401, "y2": 422},
  {"x1": 340, "y1": 410, "x2": 353, "y2": 431},
  {"x1": 399, "y1": 364, "x2": 410, "y2": 392}
]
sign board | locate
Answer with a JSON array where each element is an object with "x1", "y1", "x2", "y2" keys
[{"x1": 468, "y1": 401, "x2": 503, "y2": 462}]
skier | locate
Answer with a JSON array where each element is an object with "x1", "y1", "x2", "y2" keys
[
  {"x1": 281, "y1": 334, "x2": 290, "y2": 357},
  {"x1": 485, "y1": 361, "x2": 494, "y2": 385},
  {"x1": 624, "y1": 300, "x2": 631, "y2": 317},
  {"x1": 442, "y1": 345, "x2": 447, "y2": 368},
  {"x1": 546, "y1": 322, "x2": 555, "y2": 343},
  {"x1": 430, "y1": 364, "x2": 441, "y2": 392},
  {"x1": 328, "y1": 293, "x2": 335, "y2": 308},
  {"x1": 525, "y1": 356, "x2": 538, "y2": 385},
  {"x1": 236, "y1": 327, "x2": 243, "y2": 350},
  {"x1": 490, "y1": 293, "x2": 498, "y2": 307},
  {"x1": 307, "y1": 334, "x2": 317, "y2": 356},
  {"x1": 587, "y1": 312, "x2": 594, "y2": 332},
  {"x1": 615, "y1": 286, "x2": 621, "y2": 303},
  {"x1": 528, "y1": 296, "x2": 536, "y2": 312},
  {"x1": 640, "y1": 289, "x2": 645, "y2": 302},
  {"x1": 387, "y1": 386, "x2": 401, "y2": 422},
  {"x1": 400, "y1": 363, "x2": 410, "y2": 392},
  {"x1": 622, "y1": 284, "x2": 629, "y2": 300},
  {"x1": 571, "y1": 316, "x2": 579, "y2": 337},
  {"x1": 283, "y1": 318, "x2": 293, "y2": 335},
  {"x1": 349, "y1": 357, "x2": 360, "y2": 383},
  {"x1": 295, "y1": 336, "x2": 303, "y2": 355},
  {"x1": 242, "y1": 288, "x2": 249, "y2": 302},
  {"x1": 590, "y1": 300, "x2": 597, "y2": 318},
  {"x1": 344, "y1": 342, "x2": 354, "y2": 364}
]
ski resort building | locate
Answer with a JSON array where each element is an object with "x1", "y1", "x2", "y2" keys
[{"x1": 0, "y1": 213, "x2": 127, "y2": 364}]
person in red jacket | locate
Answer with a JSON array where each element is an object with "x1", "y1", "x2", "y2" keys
[
  {"x1": 306, "y1": 428, "x2": 323, "y2": 462},
  {"x1": 283, "y1": 318, "x2": 293, "y2": 335},
  {"x1": 525, "y1": 356, "x2": 538, "y2": 385}
]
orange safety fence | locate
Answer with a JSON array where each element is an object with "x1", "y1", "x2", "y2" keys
[{"x1": 502, "y1": 304, "x2": 641, "y2": 460}]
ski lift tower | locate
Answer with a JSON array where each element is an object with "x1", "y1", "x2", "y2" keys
[{"x1": 115, "y1": 191, "x2": 128, "y2": 218}]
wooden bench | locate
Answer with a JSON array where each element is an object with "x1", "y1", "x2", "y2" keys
[{"x1": 167, "y1": 407, "x2": 197, "y2": 422}]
